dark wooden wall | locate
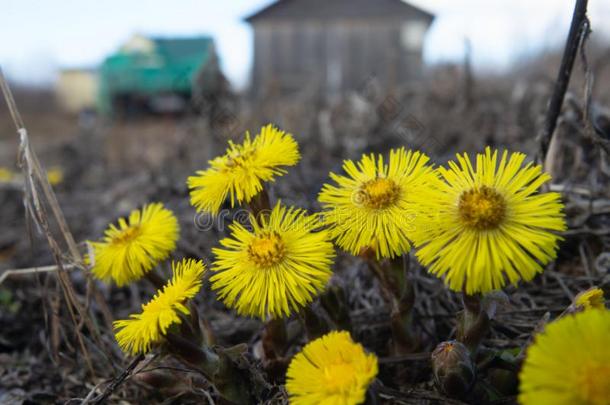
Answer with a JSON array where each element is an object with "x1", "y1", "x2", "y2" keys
[{"x1": 250, "y1": 18, "x2": 427, "y2": 98}]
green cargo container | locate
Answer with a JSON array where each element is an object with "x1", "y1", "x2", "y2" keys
[{"x1": 98, "y1": 34, "x2": 217, "y2": 116}]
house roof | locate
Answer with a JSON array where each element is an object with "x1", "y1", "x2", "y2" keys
[{"x1": 245, "y1": 0, "x2": 434, "y2": 23}]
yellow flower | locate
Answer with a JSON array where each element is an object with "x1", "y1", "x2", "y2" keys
[
  {"x1": 318, "y1": 148, "x2": 436, "y2": 259},
  {"x1": 114, "y1": 258, "x2": 205, "y2": 355},
  {"x1": 0, "y1": 167, "x2": 14, "y2": 182},
  {"x1": 286, "y1": 331, "x2": 378, "y2": 405},
  {"x1": 519, "y1": 309, "x2": 610, "y2": 405},
  {"x1": 210, "y1": 202, "x2": 335, "y2": 319},
  {"x1": 46, "y1": 167, "x2": 64, "y2": 186},
  {"x1": 187, "y1": 124, "x2": 300, "y2": 215},
  {"x1": 574, "y1": 287, "x2": 605, "y2": 311},
  {"x1": 90, "y1": 203, "x2": 179, "y2": 286},
  {"x1": 411, "y1": 147, "x2": 566, "y2": 294}
]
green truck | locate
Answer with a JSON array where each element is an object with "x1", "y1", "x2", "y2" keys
[{"x1": 98, "y1": 34, "x2": 219, "y2": 116}]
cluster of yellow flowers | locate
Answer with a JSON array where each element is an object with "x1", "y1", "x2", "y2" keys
[{"x1": 85, "y1": 123, "x2": 609, "y2": 404}]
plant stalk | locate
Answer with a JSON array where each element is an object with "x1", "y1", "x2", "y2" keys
[
  {"x1": 248, "y1": 187, "x2": 271, "y2": 225},
  {"x1": 457, "y1": 292, "x2": 490, "y2": 354},
  {"x1": 366, "y1": 254, "x2": 416, "y2": 354},
  {"x1": 166, "y1": 333, "x2": 251, "y2": 403}
]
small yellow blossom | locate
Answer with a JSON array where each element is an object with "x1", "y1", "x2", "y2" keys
[
  {"x1": 114, "y1": 259, "x2": 205, "y2": 355},
  {"x1": 210, "y1": 202, "x2": 335, "y2": 319},
  {"x1": 574, "y1": 287, "x2": 605, "y2": 311},
  {"x1": 519, "y1": 309, "x2": 610, "y2": 405},
  {"x1": 318, "y1": 148, "x2": 437, "y2": 259},
  {"x1": 46, "y1": 167, "x2": 64, "y2": 186},
  {"x1": 0, "y1": 167, "x2": 14, "y2": 182},
  {"x1": 187, "y1": 124, "x2": 300, "y2": 215},
  {"x1": 89, "y1": 203, "x2": 179, "y2": 286},
  {"x1": 286, "y1": 331, "x2": 378, "y2": 405}
]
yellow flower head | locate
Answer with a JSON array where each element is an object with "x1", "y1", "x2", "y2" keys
[
  {"x1": 114, "y1": 258, "x2": 205, "y2": 355},
  {"x1": 411, "y1": 147, "x2": 566, "y2": 294},
  {"x1": 0, "y1": 167, "x2": 14, "y2": 182},
  {"x1": 90, "y1": 203, "x2": 179, "y2": 286},
  {"x1": 574, "y1": 287, "x2": 605, "y2": 311},
  {"x1": 286, "y1": 331, "x2": 378, "y2": 405},
  {"x1": 519, "y1": 309, "x2": 610, "y2": 405},
  {"x1": 210, "y1": 202, "x2": 335, "y2": 319},
  {"x1": 46, "y1": 167, "x2": 64, "y2": 186},
  {"x1": 318, "y1": 148, "x2": 436, "y2": 259},
  {"x1": 187, "y1": 124, "x2": 300, "y2": 214}
]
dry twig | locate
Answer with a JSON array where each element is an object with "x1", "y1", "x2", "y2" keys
[{"x1": 539, "y1": 0, "x2": 590, "y2": 162}]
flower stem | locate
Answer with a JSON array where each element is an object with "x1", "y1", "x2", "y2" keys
[
  {"x1": 262, "y1": 317, "x2": 287, "y2": 360},
  {"x1": 145, "y1": 269, "x2": 166, "y2": 290},
  {"x1": 248, "y1": 187, "x2": 271, "y2": 225},
  {"x1": 299, "y1": 305, "x2": 330, "y2": 340},
  {"x1": 366, "y1": 254, "x2": 416, "y2": 354},
  {"x1": 261, "y1": 317, "x2": 289, "y2": 382},
  {"x1": 457, "y1": 292, "x2": 490, "y2": 354},
  {"x1": 166, "y1": 333, "x2": 251, "y2": 403},
  {"x1": 390, "y1": 254, "x2": 416, "y2": 354},
  {"x1": 320, "y1": 284, "x2": 352, "y2": 332}
]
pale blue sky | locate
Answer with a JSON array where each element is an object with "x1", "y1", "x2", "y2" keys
[{"x1": 2, "y1": 0, "x2": 610, "y2": 89}]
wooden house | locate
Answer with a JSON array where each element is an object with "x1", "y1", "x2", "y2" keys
[{"x1": 245, "y1": 0, "x2": 434, "y2": 98}]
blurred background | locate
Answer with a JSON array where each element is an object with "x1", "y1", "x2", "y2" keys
[{"x1": 2, "y1": 0, "x2": 610, "y2": 162}]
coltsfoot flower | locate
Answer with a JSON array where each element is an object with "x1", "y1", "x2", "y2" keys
[
  {"x1": 574, "y1": 287, "x2": 605, "y2": 311},
  {"x1": 210, "y1": 202, "x2": 335, "y2": 319},
  {"x1": 0, "y1": 167, "x2": 14, "y2": 182},
  {"x1": 412, "y1": 147, "x2": 566, "y2": 294},
  {"x1": 318, "y1": 148, "x2": 437, "y2": 259},
  {"x1": 187, "y1": 124, "x2": 300, "y2": 215},
  {"x1": 286, "y1": 331, "x2": 378, "y2": 405},
  {"x1": 89, "y1": 203, "x2": 179, "y2": 286},
  {"x1": 519, "y1": 309, "x2": 610, "y2": 405},
  {"x1": 114, "y1": 259, "x2": 205, "y2": 355},
  {"x1": 46, "y1": 167, "x2": 64, "y2": 186}
]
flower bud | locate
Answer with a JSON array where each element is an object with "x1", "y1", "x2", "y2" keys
[
  {"x1": 431, "y1": 340, "x2": 475, "y2": 398},
  {"x1": 572, "y1": 287, "x2": 605, "y2": 311}
]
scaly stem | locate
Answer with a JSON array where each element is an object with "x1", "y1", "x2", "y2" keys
[
  {"x1": 248, "y1": 187, "x2": 271, "y2": 225},
  {"x1": 390, "y1": 254, "x2": 416, "y2": 354},
  {"x1": 366, "y1": 254, "x2": 416, "y2": 354},
  {"x1": 300, "y1": 305, "x2": 329, "y2": 340},
  {"x1": 166, "y1": 333, "x2": 251, "y2": 403},
  {"x1": 145, "y1": 269, "x2": 166, "y2": 290},
  {"x1": 457, "y1": 292, "x2": 490, "y2": 354},
  {"x1": 262, "y1": 317, "x2": 287, "y2": 360},
  {"x1": 261, "y1": 317, "x2": 289, "y2": 383},
  {"x1": 320, "y1": 284, "x2": 352, "y2": 332}
]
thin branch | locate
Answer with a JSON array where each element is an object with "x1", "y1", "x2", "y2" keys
[
  {"x1": 0, "y1": 67, "x2": 24, "y2": 130},
  {"x1": 0, "y1": 263, "x2": 77, "y2": 286},
  {"x1": 538, "y1": 0, "x2": 589, "y2": 162},
  {"x1": 86, "y1": 354, "x2": 146, "y2": 405}
]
